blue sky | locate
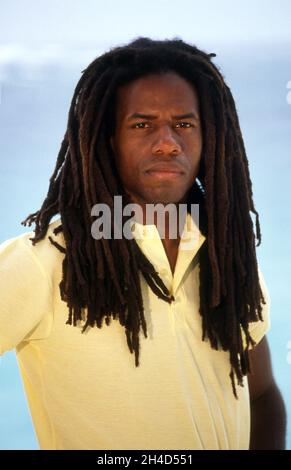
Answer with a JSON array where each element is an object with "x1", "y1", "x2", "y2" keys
[
  {"x1": 0, "y1": 0, "x2": 291, "y2": 450},
  {"x1": 1, "y1": 0, "x2": 291, "y2": 46}
]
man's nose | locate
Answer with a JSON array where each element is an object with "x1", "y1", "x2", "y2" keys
[{"x1": 152, "y1": 125, "x2": 182, "y2": 156}]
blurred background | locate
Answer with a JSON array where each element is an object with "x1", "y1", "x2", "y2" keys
[{"x1": 0, "y1": 0, "x2": 290, "y2": 450}]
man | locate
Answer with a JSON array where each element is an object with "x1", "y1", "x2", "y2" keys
[{"x1": 0, "y1": 37, "x2": 286, "y2": 450}]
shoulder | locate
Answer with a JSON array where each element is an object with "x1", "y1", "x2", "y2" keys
[
  {"x1": 0, "y1": 217, "x2": 64, "y2": 354},
  {"x1": 0, "y1": 216, "x2": 64, "y2": 254},
  {"x1": 0, "y1": 219, "x2": 64, "y2": 314},
  {"x1": 0, "y1": 217, "x2": 65, "y2": 281}
]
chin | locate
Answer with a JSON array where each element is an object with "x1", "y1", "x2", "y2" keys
[{"x1": 144, "y1": 192, "x2": 185, "y2": 205}]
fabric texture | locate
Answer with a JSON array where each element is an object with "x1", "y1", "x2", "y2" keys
[{"x1": 0, "y1": 213, "x2": 271, "y2": 450}]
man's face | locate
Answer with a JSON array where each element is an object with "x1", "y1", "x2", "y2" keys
[{"x1": 110, "y1": 72, "x2": 202, "y2": 206}]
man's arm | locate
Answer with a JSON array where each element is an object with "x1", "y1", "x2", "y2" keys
[{"x1": 247, "y1": 336, "x2": 287, "y2": 450}]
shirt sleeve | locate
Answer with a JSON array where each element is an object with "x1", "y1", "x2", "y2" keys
[
  {"x1": 241, "y1": 265, "x2": 271, "y2": 350},
  {"x1": 0, "y1": 232, "x2": 53, "y2": 356}
]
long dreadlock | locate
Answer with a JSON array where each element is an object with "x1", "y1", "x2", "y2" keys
[{"x1": 21, "y1": 37, "x2": 266, "y2": 399}]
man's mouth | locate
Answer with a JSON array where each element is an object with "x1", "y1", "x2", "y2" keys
[
  {"x1": 145, "y1": 164, "x2": 184, "y2": 180},
  {"x1": 145, "y1": 170, "x2": 183, "y2": 179}
]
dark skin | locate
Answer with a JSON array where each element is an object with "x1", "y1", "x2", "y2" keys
[
  {"x1": 111, "y1": 72, "x2": 286, "y2": 449},
  {"x1": 248, "y1": 337, "x2": 286, "y2": 449},
  {"x1": 110, "y1": 72, "x2": 202, "y2": 274}
]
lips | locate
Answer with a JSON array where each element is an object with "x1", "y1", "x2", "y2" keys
[
  {"x1": 145, "y1": 163, "x2": 184, "y2": 174},
  {"x1": 145, "y1": 165, "x2": 184, "y2": 181}
]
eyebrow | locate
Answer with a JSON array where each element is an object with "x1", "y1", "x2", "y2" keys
[{"x1": 126, "y1": 112, "x2": 199, "y2": 121}]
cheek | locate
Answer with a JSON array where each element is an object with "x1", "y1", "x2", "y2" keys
[
  {"x1": 190, "y1": 132, "x2": 202, "y2": 151},
  {"x1": 115, "y1": 141, "x2": 142, "y2": 175},
  {"x1": 115, "y1": 150, "x2": 138, "y2": 186}
]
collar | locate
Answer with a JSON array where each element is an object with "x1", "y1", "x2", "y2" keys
[{"x1": 129, "y1": 211, "x2": 206, "y2": 296}]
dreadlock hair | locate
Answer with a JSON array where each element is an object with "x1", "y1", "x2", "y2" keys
[{"x1": 21, "y1": 36, "x2": 266, "y2": 399}]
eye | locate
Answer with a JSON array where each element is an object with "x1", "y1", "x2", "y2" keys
[
  {"x1": 175, "y1": 122, "x2": 193, "y2": 128},
  {"x1": 132, "y1": 122, "x2": 150, "y2": 129},
  {"x1": 131, "y1": 121, "x2": 194, "y2": 130}
]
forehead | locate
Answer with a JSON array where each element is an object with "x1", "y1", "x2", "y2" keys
[{"x1": 114, "y1": 72, "x2": 200, "y2": 117}]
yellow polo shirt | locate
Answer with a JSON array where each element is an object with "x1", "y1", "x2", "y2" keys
[{"x1": 0, "y1": 212, "x2": 270, "y2": 450}]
